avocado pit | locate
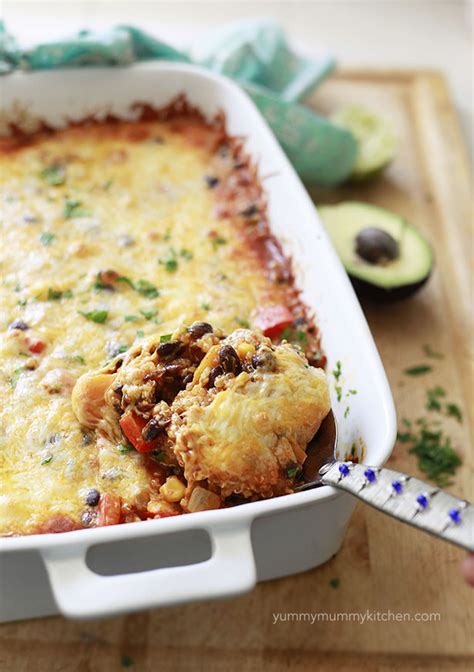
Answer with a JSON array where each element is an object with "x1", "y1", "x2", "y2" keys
[{"x1": 355, "y1": 227, "x2": 400, "y2": 265}]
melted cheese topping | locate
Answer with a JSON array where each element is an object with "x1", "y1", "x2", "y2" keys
[
  {"x1": 0, "y1": 117, "x2": 309, "y2": 535},
  {"x1": 173, "y1": 339, "x2": 330, "y2": 499}
]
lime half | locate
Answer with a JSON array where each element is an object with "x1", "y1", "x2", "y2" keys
[{"x1": 332, "y1": 105, "x2": 397, "y2": 180}]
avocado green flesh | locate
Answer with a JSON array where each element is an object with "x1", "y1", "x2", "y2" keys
[
  {"x1": 318, "y1": 202, "x2": 433, "y2": 290},
  {"x1": 332, "y1": 105, "x2": 397, "y2": 179}
]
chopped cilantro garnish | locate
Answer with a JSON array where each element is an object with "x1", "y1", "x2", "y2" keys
[
  {"x1": 296, "y1": 330, "x2": 308, "y2": 345},
  {"x1": 71, "y1": 355, "x2": 86, "y2": 364},
  {"x1": 423, "y1": 344, "x2": 444, "y2": 360},
  {"x1": 115, "y1": 275, "x2": 135, "y2": 290},
  {"x1": 10, "y1": 367, "x2": 25, "y2": 388},
  {"x1": 332, "y1": 360, "x2": 342, "y2": 381},
  {"x1": 344, "y1": 406, "x2": 350, "y2": 418},
  {"x1": 125, "y1": 315, "x2": 139, "y2": 322},
  {"x1": 79, "y1": 310, "x2": 108, "y2": 324},
  {"x1": 235, "y1": 317, "x2": 250, "y2": 328},
  {"x1": 397, "y1": 430, "x2": 412, "y2": 443},
  {"x1": 404, "y1": 364, "x2": 432, "y2": 376},
  {"x1": 409, "y1": 427, "x2": 461, "y2": 487},
  {"x1": 398, "y1": 418, "x2": 462, "y2": 487},
  {"x1": 41, "y1": 454, "x2": 53, "y2": 465},
  {"x1": 140, "y1": 307, "x2": 158, "y2": 321},
  {"x1": 94, "y1": 273, "x2": 159, "y2": 299},
  {"x1": 93, "y1": 276, "x2": 112, "y2": 291},
  {"x1": 180, "y1": 248, "x2": 193, "y2": 261},
  {"x1": 161, "y1": 257, "x2": 178, "y2": 273},
  {"x1": 103, "y1": 179, "x2": 113, "y2": 190},
  {"x1": 115, "y1": 345, "x2": 129, "y2": 355},
  {"x1": 136, "y1": 330, "x2": 145, "y2": 338},
  {"x1": 17, "y1": 298, "x2": 27, "y2": 306},
  {"x1": 335, "y1": 385, "x2": 342, "y2": 402},
  {"x1": 280, "y1": 327, "x2": 292, "y2": 341},
  {"x1": 40, "y1": 163, "x2": 66, "y2": 186},
  {"x1": 329, "y1": 578, "x2": 340, "y2": 589},
  {"x1": 117, "y1": 443, "x2": 132, "y2": 454},
  {"x1": 426, "y1": 385, "x2": 446, "y2": 412},
  {"x1": 446, "y1": 403, "x2": 463, "y2": 423},
  {"x1": 40, "y1": 231, "x2": 55, "y2": 246},
  {"x1": 160, "y1": 334, "x2": 172, "y2": 343},
  {"x1": 135, "y1": 279, "x2": 159, "y2": 298},
  {"x1": 47, "y1": 288, "x2": 62, "y2": 301},
  {"x1": 286, "y1": 465, "x2": 300, "y2": 478},
  {"x1": 121, "y1": 655, "x2": 134, "y2": 668},
  {"x1": 211, "y1": 236, "x2": 227, "y2": 250},
  {"x1": 63, "y1": 199, "x2": 91, "y2": 219},
  {"x1": 47, "y1": 288, "x2": 72, "y2": 301},
  {"x1": 201, "y1": 302, "x2": 211, "y2": 311}
]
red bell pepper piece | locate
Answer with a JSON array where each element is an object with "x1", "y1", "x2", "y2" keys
[
  {"x1": 254, "y1": 305, "x2": 293, "y2": 339},
  {"x1": 119, "y1": 412, "x2": 160, "y2": 453},
  {"x1": 26, "y1": 336, "x2": 46, "y2": 354},
  {"x1": 98, "y1": 493, "x2": 122, "y2": 526}
]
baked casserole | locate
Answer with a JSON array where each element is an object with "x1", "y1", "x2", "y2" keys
[{"x1": 0, "y1": 99, "x2": 329, "y2": 535}]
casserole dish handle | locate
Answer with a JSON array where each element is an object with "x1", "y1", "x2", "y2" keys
[{"x1": 41, "y1": 521, "x2": 255, "y2": 619}]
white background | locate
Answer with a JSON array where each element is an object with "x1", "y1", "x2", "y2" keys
[{"x1": 2, "y1": 0, "x2": 473, "y2": 158}]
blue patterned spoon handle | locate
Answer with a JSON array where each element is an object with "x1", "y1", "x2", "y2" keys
[{"x1": 320, "y1": 461, "x2": 474, "y2": 552}]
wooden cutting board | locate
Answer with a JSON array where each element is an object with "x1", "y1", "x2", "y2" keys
[{"x1": 1, "y1": 69, "x2": 472, "y2": 672}]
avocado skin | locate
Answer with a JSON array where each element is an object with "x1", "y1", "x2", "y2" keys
[{"x1": 349, "y1": 272, "x2": 431, "y2": 301}]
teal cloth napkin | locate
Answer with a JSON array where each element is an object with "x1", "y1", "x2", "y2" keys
[{"x1": 0, "y1": 20, "x2": 356, "y2": 185}]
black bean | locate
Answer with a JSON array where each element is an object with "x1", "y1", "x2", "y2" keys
[
  {"x1": 239, "y1": 204, "x2": 259, "y2": 218},
  {"x1": 163, "y1": 363, "x2": 184, "y2": 377},
  {"x1": 205, "y1": 175, "x2": 219, "y2": 188},
  {"x1": 82, "y1": 432, "x2": 93, "y2": 446},
  {"x1": 187, "y1": 322, "x2": 213, "y2": 339},
  {"x1": 293, "y1": 317, "x2": 307, "y2": 328},
  {"x1": 251, "y1": 350, "x2": 276, "y2": 371},
  {"x1": 219, "y1": 345, "x2": 241, "y2": 375},
  {"x1": 157, "y1": 341, "x2": 184, "y2": 359},
  {"x1": 85, "y1": 488, "x2": 100, "y2": 506},
  {"x1": 142, "y1": 417, "x2": 168, "y2": 442},
  {"x1": 208, "y1": 365, "x2": 224, "y2": 388},
  {"x1": 81, "y1": 511, "x2": 94, "y2": 526},
  {"x1": 183, "y1": 373, "x2": 193, "y2": 386},
  {"x1": 8, "y1": 319, "x2": 29, "y2": 331}
]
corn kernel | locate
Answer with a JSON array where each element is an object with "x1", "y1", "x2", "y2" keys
[
  {"x1": 237, "y1": 343, "x2": 255, "y2": 360},
  {"x1": 160, "y1": 476, "x2": 186, "y2": 503}
]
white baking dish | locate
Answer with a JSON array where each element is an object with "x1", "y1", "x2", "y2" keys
[{"x1": 0, "y1": 62, "x2": 396, "y2": 622}]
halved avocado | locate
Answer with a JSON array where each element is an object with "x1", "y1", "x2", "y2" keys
[
  {"x1": 318, "y1": 202, "x2": 433, "y2": 300},
  {"x1": 331, "y1": 105, "x2": 397, "y2": 181}
]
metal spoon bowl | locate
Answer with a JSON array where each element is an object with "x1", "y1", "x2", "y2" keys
[{"x1": 297, "y1": 410, "x2": 473, "y2": 552}]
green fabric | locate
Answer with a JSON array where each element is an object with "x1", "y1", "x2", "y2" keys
[
  {"x1": 196, "y1": 19, "x2": 333, "y2": 102},
  {"x1": 0, "y1": 20, "x2": 356, "y2": 184}
]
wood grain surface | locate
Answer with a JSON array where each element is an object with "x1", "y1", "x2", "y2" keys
[{"x1": 1, "y1": 69, "x2": 472, "y2": 672}]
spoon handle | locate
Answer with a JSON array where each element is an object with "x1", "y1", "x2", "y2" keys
[{"x1": 320, "y1": 461, "x2": 474, "y2": 552}]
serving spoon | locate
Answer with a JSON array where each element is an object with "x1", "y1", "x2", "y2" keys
[{"x1": 297, "y1": 411, "x2": 474, "y2": 552}]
